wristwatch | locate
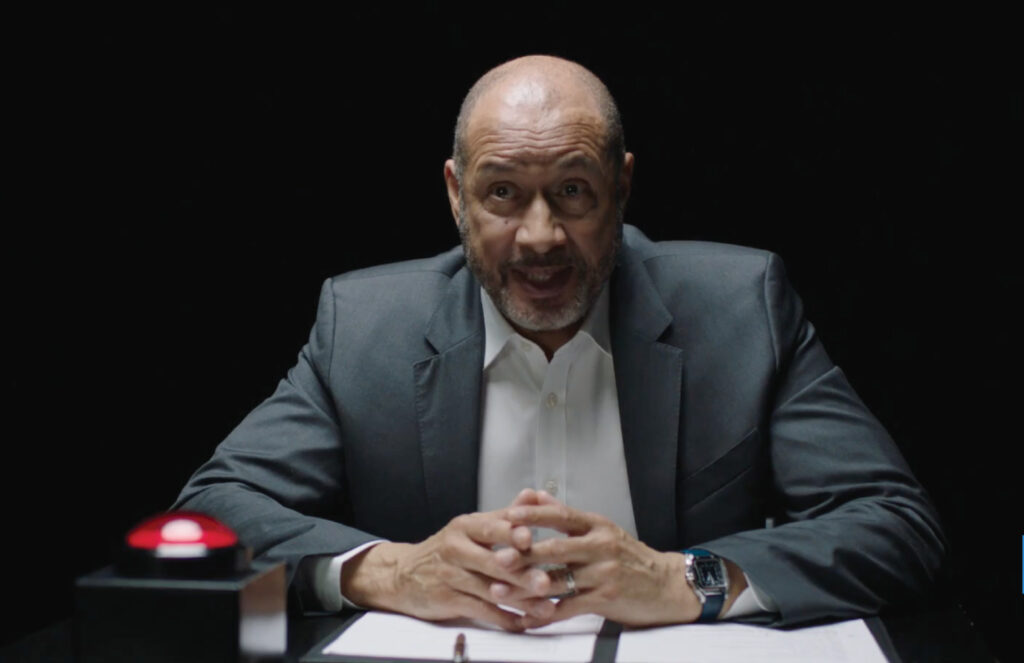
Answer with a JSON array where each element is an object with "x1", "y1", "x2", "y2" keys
[{"x1": 682, "y1": 549, "x2": 729, "y2": 622}]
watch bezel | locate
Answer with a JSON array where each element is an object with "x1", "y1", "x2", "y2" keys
[
  {"x1": 692, "y1": 557, "x2": 728, "y2": 595},
  {"x1": 683, "y1": 551, "x2": 729, "y2": 606}
]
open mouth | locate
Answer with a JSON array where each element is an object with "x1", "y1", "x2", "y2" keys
[{"x1": 510, "y1": 265, "x2": 574, "y2": 298}]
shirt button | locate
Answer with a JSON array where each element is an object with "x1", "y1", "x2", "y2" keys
[
  {"x1": 544, "y1": 479, "x2": 559, "y2": 497},
  {"x1": 545, "y1": 392, "x2": 558, "y2": 408}
]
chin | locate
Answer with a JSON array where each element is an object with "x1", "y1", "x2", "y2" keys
[{"x1": 499, "y1": 291, "x2": 588, "y2": 333}]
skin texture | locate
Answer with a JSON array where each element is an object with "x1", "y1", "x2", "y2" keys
[
  {"x1": 497, "y1": 491, "x2": 747, "y2": 628},
  {"x1": 341, "y1": 56, "x2": 748, "y2": 630},
  {"x1": 342, "y1": 490, "x2": 558, "y2": 631},
  {"x1": 445, "y1": 56, "x2": 633, "y2": 358}
]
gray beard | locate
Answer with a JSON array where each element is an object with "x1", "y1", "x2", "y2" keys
[{"x1": 458, "y1": 208, "x2": 621, "y2": 333}]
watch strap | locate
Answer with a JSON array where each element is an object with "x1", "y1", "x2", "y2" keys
[{"x1": 700, "y1": 590, "x2": 725, "y2": 622}]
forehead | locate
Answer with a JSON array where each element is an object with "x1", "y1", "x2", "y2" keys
[{"x1": 463, "y1": 78, "x2": 609, "y2": 175}]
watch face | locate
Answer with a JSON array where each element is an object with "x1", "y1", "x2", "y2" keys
[{"x1": 695, "y1": 558, "x2": 726, "y2": 587}]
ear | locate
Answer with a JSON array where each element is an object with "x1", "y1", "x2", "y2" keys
[
  {"x1": 444, "y1": 159, "x2": 462, "y2": 227},
  {"x1": 617, "y1": 152, "x2": 635, "y2": 205}
]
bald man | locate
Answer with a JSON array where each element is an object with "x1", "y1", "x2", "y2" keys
[{"x1": 175, "y1": 56, "x2": 944, "y2": 631}]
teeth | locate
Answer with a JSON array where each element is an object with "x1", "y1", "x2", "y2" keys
[{"x1": 514, "y1": 266, "x2": 568, "y2": 284}]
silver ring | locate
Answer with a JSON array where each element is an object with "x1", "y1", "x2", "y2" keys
[
  {"x1": 548, "y1": 568, "x2": 577, "y2": 599},
  {"x1": 564, "y1": 569, "x2": 577, "y2": 597}
]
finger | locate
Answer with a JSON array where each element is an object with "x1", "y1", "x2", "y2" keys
[
  {"x1": 494, "y1": 532, "x2": 532, "y2": 559},
  {"x1": 511, "y1": 525, "x2": 533, "y2": 551},
  {"x1": 444, "y1": 567, "x2": 554, "y2": 620},
  {"x1": 445, "y1": 532, "x2": 551, "y2": 593},
  {"x1": 506, "y1": 504, "x2": 595, "y2": 536},
  {"x1": 450, "y1": 592, "x2": 526, "y2": 632},
  {"x1": 492, "y1": 543, "x2": 534, "y2": 569},
  {"x1": 534, "y1": 490, "x2": 562, "y2": 506},
  {"x1": 487, "y1": 583, "x2": 557, "y2": 619},
  {"x1": 443, "y1": 565, "x2": 506, "y2": 603},
  {"x1": 488, "y1": 580, "x2": 562, "y2": 606},
  {"x1": 546, "y1": 565, "x2": 587, "y2": 597},
  {"x1": 494, "y1": 546, "x2": 520, "y2": 568},
  {"x1": 457, "y1": 513, "x2": 520, "y2": 547},
  {"x1": 522, "y1": 534, "x2": 609, "y2": 566},
  {"x1": 548, "y1": 592, "x2": 603, "y2": 622},
  {"x1": 510, "y1": 488, "x2": 542, "y2": 506},
  {"x1": 520, "y1": 591, "x2": 601, "y2": 629}
]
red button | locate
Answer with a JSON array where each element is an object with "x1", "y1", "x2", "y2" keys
[{"x1": 126, "y1": 512, "x2": 238, "y2": 551}]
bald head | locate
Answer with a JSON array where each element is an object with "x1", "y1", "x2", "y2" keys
[{"x1": 452, "y1": 56, "x2": 625, "y2": 183}]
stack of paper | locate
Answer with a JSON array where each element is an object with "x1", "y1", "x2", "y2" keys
[
  {"x1": 323, "y1": 611, "x2": 605, "y2": 662},
  {"x1": 320, "y1": 612, "x2": 889, "y2": 662}
]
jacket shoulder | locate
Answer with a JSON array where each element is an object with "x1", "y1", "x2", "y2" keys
[
  {"x1": 620, "y1": 225, "x2": 796, "y2": 360},
  {"x1": 318, "y1": 245, "x2": 468, "y2": 343},
  {"x1": 331, "y1": 245, "x2": 465, "y2": 284},
  {"x1": 622, "y1": 225, "x2": 779, "y2": 293},
  {"x1": 324, "y1": 245, "x2": 466, "y2": 305}
]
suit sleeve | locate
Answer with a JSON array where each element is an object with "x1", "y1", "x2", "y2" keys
[
  {"x1": 699, "y1": 253, "x2": 946, "y2": 626},
  {"x1": 172, "y1": 278, "x2": 378, "y2": 613}
]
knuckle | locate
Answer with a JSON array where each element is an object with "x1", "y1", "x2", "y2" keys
[
  {"x1": 439, "y1": 537, "x2": 460, "y2": 559},
  {"x1": 594, "y1": 529, "x2": 617, "y2": 549},
  {"x1": 546, "y1": 539, "x2": 568, "y2": 557},
  {"x1": 482, "y1": 518, "x2": 508, "y2": 541}
]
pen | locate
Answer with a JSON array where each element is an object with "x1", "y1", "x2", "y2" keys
[{"x1": 453, "y1": 632, "x2": 467, "y2": 663}]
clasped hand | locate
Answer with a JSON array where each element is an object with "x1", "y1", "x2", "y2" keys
[{"x1": 342, "y1": 489, "x2": 702, "y2": 630}]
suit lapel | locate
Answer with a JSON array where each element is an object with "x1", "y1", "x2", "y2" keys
[
  {"x1": 611, "y1": 248, "x2": 685, "y2": 551},
  {"x1": 414, "y1": 268, "x2": 484, "y2": 533}
]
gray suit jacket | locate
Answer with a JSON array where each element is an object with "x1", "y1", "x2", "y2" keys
[{"x1": 175, "y1": 225, "x2": 945, "y2": 626}]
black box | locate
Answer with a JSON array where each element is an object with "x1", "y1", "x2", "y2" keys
[{"x1": 75, "y1": 560, "x2": 286, "y2": 662}]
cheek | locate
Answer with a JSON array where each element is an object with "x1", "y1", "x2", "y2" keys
[
  {"x1": 573, "y1": 227, "x2": 616, "y2": 265},
  {"x1": 472, "y1": 218, "x2": 518, "y2": 260},
  {"x1": 468, "y1": 230, "x2": 514, "y2": 273}
]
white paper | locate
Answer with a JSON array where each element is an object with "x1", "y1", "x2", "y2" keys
[
  {"x1": 322, "y1": 610, "x2": 604, "y2": 662},
  {"x1": 616, "y1": 618, "x2": 888, "y2": 663}
]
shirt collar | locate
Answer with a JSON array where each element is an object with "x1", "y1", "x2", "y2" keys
[{"x1": 481, "y1": 284, "x2": 612, "y2": 369}]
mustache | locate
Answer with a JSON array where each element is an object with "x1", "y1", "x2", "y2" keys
[{"x1": 505, "y1": 249, "x2": 580, "y2": 270}]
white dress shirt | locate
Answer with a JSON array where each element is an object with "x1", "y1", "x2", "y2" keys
[
  {"x1": 477, "y1": 284, "x2": 636, "y2": 539},
  {"x1": 313, "y1": 286, "x2": 774, "y2": 618}
]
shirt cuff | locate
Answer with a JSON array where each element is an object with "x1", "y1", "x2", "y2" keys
[
  {"x1": 720, "y1": 572, "x2": 778, "y2": 619},
  {"x1": 311, "y1": 540, "x2": 386, "y2": 612}
]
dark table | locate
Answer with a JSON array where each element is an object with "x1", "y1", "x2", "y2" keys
[{"x1": 0, "y1": 600, "x2": 997, "y2": 662}]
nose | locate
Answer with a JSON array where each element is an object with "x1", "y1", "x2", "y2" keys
[{"x1": 515, "y1": 194, "x2": 566, "y2": 254}]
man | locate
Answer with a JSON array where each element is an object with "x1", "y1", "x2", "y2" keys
[{"x1": 175, "y1": 55, "x2": 944, "y2": 631}]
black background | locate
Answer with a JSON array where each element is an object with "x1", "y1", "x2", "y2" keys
[{"x1": 5, "y1": 5, "x2": 1020, "y2": 659}]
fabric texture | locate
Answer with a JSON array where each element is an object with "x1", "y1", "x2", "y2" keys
[{"x1": 174, "y1": 224, "x2": 945, "y2": 626}]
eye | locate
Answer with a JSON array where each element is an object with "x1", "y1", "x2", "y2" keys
[
  {"x1": 491, "y1": 184, "x2": 514, "y2": 200},
  {"x1": 552, "y1": 180, "x2": 594, "y2": 215},
  {"x1": 560, "y1": 181, "x2": 590, "y2": 198}
]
